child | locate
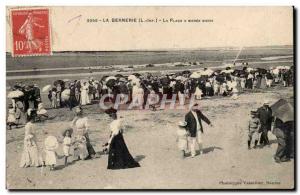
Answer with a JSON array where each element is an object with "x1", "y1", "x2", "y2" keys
[
  {"x1": 62, "y1": 129, "x2": 72, "y2": 166},
  {"x1": 176, "y1": 121, "x2": 189, "y2": 158},
  {"x1": 44, "y1": 135, "x2": 59, "y2": 170},
  {"x1": 7, "y1": 104, "x2": 17, "y2": 130},
  {"x1": 248, "y1": 109, "x2": 261, "y2": 149}
]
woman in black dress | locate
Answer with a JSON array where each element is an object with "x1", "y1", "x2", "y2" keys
[{"x1": 104, "y1": 108, "x2": 140, "y2": 170}]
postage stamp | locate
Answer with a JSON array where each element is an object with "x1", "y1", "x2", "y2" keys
[{"x1": 10, "y1": 8, "x2": 51, "y2": 57}]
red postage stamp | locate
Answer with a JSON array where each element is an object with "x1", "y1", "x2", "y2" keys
[{"x1": 10, "y1": 8, "x2": 51, "y2": 57}]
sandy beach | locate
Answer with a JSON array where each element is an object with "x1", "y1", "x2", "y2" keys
[{"x1": 6, "y1": 86, "x2": 294, "y2": 189}]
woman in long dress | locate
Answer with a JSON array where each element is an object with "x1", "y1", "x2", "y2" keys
[
  {"x1": 80, "y1": 82, "x2": 89, "y2": 106},
  {"x1": 71, "y1": 106, "x2": 96, "y2": 159},
  {"x1": 20, "y1": 109, "x2": 43, "y2": 167},
  {"x1": 104, "y1": 108, "x2": 140, "y2": 170}
]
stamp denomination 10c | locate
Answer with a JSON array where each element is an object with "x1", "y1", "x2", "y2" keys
[{"x1": 10, "y1": 8, "x2": 51, "y2": 57}]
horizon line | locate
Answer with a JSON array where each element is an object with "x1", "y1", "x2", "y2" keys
[{"x1": 5, "y1": 44, "x2": 293, "y2": 54}]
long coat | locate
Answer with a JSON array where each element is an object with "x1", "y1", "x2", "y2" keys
[
  {"x1": 185, "y1": 110, "x2": 211, "y2": 137},
  {"x1": 257, "y1": 106, "x2": 272, "y2": 131}
]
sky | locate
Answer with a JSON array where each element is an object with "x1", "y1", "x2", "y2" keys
[{"x1": 6, "y1": 6, "x2": 293, "y2": 51}]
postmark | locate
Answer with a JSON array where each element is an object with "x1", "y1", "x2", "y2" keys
[{"x1": 10, "y1": 8, "x2": 51, "y2": 57}]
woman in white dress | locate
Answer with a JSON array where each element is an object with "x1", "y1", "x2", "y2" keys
[
  {"x1": 80, "y1": 82, "x2": 89, "y2": 106},
  {"x1": 71, "y1": 106, "x2": 96, "y2": 159},
  {"x1": 20, "y1": 109, "x2": 43, "y2": 168},
  {"x1": 132, "y1": 82, "x2": 144, "y2": 108}
]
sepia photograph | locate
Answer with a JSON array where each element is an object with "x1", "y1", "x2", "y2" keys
[{"x1": 5, "y1": 6, "x2": 295, "y2": 190}]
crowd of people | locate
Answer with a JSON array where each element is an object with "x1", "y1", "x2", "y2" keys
[
  {"x1": 7, "y1": 64, "x2": 294, "y2": 118},
  {"x1": 6, "y1": 64, "x2": 294, "y2": 170}
]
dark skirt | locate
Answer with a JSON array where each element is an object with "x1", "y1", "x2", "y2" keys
[
  {"x1": 84, "y1": 133, "x2": 96, "y2": 157},
  {"x1": 107, "y1": 133, "x2": 140, "y2": 170}
]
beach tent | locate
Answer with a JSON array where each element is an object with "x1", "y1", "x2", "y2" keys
[{"x1": 271, "y1": 99, "x2": 294, "y2": 123}]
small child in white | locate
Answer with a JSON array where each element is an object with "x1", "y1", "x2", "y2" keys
[
  {"x1": 62, "y1": 129, "x2": 72, "y2": 166},
  {"x1": 7, "y1": 104, "x2": 17, "y2": 130},
  {"x1": 176, "y1": 121, "x2": 189, "y2": 158},
  {"x1": 44, "y1": 135, "x2": 59, "y2": 171}
]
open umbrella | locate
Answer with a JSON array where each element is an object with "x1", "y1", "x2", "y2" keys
[
  {"x1": 53, "y1": 80, "x2": 65, "y2": 87},
  {"x1": 182, "y1": 70, "x2": 191, "y2": 75},
  {"x1": 42, "y1": 84, "x2": 52, "y2": 92},
  {"x1": 257, "y1": 68, "x2": 267, "y2": 74},
  {"x1": 115, "y1": 74, "x2": 124, "y2": 78},
  {"x1": 119, "y1": 77, "x2": 127, "y2": 82},
  {"x1": 105, "y1": 76, "x2": 117, "y2": 82},
  {"x1": 221, "y1": 69, "x2": 234, "y2": 74},
  {"x1": 132, "y1": 73, "x2": 141, "y2": 77},
  {"x1": 271, "y1": 99, "x2": 294, "y2": 123},
  {"x1": 128, "y1": 75, "x2": 137, "y2": 81},
  {"x1": 202, "y1": 69, "x2": 214, "y2": 76},
  {"x1": 61, "y1": 89, "x2": 71, "y2": 101},
  {"x1": 7, "y1": 90, "x2": 24, "y2": 98},
  {"x1": 106, "y1": 79, "x2": 117, "y2": 88},
  {"x1": 175, "y1": 76, "x2": 185, "y2": 81},
  {"x1": 190, "y1": 72, "x2": 201, "y2": 79}
]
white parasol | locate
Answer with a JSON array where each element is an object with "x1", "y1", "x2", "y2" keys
[
  {"x1": 105, "y1": 76, "x2": 117, "y2": 82},
  {"x1": 175, "y1": 76, "x2": 185, "y2": 81},
  {"x1": 128, "y1": 75, "x2": 137, "y2": 81},
  {"x1": 246, "y1": 68, "x2": 254, "y2": 72},
  {"x1": 190, "y1": 72, "x2": 201, "y2": 79},
  {"x1": 61, "y1": 89, "x2": 71, "y2": 101},
  {"x1": 7, "y1": 90, "x2": 24, "y2": 98},
  {"x1": 202, "y1": 69, "x2": 214, "y2": 76},
  {"x1": 221, "y1": 69, "x2": 234, "y2": 74},
  {"x1": 42, "y1": 84, "x2": 52, "y2": 92}
]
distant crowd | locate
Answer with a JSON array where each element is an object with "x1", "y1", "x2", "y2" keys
[{"x1": 7, "y1": 65, "x2": 293, "y2": 128}]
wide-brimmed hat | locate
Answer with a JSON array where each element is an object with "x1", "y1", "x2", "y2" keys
[
  {"x1": 61, "y1": 128, "x2": 73, "y2": 137},
  {"x1": 178, "y1": 121, "x2": 187, "y2": 127},
  {"x1": 263, "y1": 100, "x2": 270, "y2": 105}
]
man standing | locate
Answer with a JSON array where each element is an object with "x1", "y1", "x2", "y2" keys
[
  {"x1": 185, "y1": 103, "x2": 213, "y2": 157},
  {"x1": 257, "y1": 100, "x2": 273, "y2": 147}
]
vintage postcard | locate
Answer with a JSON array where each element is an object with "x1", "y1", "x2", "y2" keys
[{"x1": 6, "y1": 6, "x2": 294, "y2": 190}]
